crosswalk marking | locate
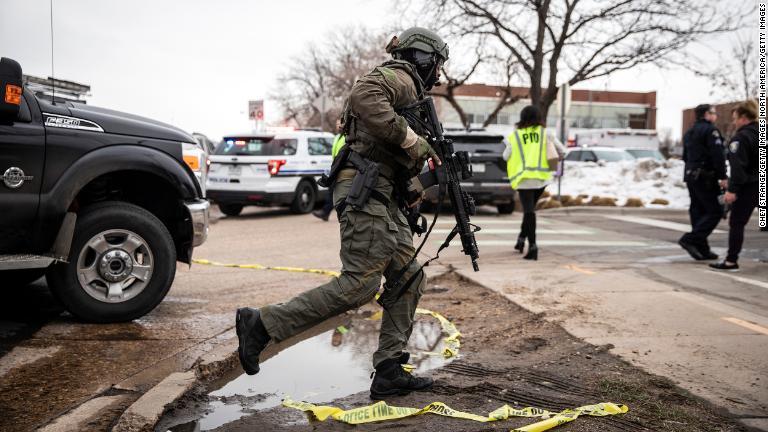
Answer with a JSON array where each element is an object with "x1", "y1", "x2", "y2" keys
[
  {"x1": 432, "y1": 228, "x2": 594, "y2": 235},
  {"x1": 708, "y1": 271, "x2": 768, "y2": 291},
  {"x1": 435, "y1": 218, "x2": 551, "y2": 225},
  {"x1": 437, "y1": 240, "x2": 650, "y2": 247},
  {"x1": 602, "y1": 215, "x2": 726, "y2": 234}
]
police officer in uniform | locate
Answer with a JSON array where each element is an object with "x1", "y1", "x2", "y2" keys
[
  {"x1": 679, "y1": 104, "x2": 728, "y2": 260},
  {"x1": 710, "y1": 100, "x2": 760, "y2": 271},
  {"x1": 235, "y1": 27, "x2": 449, "y2": 399}
]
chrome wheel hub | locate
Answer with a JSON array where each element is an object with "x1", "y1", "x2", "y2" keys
[{"x1": 98, "y1": 249, "x2": 134, "y2": 282}]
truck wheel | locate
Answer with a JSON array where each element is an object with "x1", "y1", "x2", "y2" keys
[
  {"x1": 291, "y1": 180, "x2": 316, "y2": 214},
  {"x1": 1, "y1": 269, "x2": 47, "y2": 287},
  {"x1": 219, "y1": 203, "x2": 243, "y2": 217},
  {"x1": 46, "y1": 201, "x2": 176, "y2": 323},
  {"x1": 497, "y1": 202, "x2": 515, "y2": 215}
]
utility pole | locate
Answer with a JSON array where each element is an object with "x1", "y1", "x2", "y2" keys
[{"x1": 556, "y1": 83, "x2": 570, "y2": 202}]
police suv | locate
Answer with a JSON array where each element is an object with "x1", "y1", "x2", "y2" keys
[
  {"x1": 206, "y1": 129, "x2": 333, "y2": 216},
  {"x1": 0, "y1": 57, "x2": 209, "y2": 322}
]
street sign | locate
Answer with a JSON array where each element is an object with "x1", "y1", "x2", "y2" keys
[
  {"x1": 248, "y1": 100, "x2": 264, "y2": 121},
  {"x1": 312, "y1": 94, "x2": 328, "y2": 113}
]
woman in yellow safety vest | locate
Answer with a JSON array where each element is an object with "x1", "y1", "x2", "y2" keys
[{"x1": 503, "y1": 105, "x2": 565, "y2": 260}]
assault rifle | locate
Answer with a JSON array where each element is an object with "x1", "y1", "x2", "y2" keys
[{"x1": 400, "y1": 96, "x2": 480, "y2": 271}]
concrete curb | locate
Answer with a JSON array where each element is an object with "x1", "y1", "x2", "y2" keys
[
  {"x1": 195, "y1": 336, "x2": 239, "y2": 380},
  {"x1": 113, "y1": 371, "x2": 197, "y2": 432},
  {"x1": 103, "y1": 334, "x2": 240, "y2": 432}
]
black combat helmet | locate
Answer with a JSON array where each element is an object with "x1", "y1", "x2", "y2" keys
[{"x1": 387, "y1": 27, "x2": 449, "y2": 90}]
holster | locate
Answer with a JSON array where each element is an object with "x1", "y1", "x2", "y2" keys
[{"x1": 345, "y1": 152, "x2": 380, "y2": 211}]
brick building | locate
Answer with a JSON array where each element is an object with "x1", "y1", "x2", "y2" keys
[{"x1": 433, "y1": 83, "x2": 657, "y2": 130}]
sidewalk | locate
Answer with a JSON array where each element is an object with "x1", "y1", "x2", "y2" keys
[{"x1": 448, "y1": 210, "x2": 768, "y2": 431}]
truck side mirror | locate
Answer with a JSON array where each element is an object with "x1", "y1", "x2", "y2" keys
[{"x1": 0, "y1": 57, "x2": 23, "y2": 122}]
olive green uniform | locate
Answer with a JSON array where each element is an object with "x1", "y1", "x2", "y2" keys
[{"x1": 259, "y1": 60, "x2": 428, "y2": 367}]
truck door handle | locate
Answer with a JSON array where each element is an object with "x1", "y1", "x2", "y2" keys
[{"x1": 311, "y1": 161, "x2": 318, "y2": 164}]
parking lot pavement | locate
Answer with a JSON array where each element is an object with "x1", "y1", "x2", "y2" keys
[{"x1": 0, "y1": 205, "x2": 765, "y2": 431}]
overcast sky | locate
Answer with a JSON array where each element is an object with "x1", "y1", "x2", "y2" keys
[{"x1": 1, "y1": 0, "x2": 750, "y2": 141}]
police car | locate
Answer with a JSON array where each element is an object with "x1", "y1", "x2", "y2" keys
[
  {"x1": 206, "y1": 129, "x2": 333, "y2": 216},
  {"x1": 564, "y1": 146, "x2": 635, "y2": 163}
]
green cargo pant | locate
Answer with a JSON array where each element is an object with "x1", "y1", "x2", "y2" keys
[{"x1": 260, "y1": 175, "x2": 425, "y2": 368}]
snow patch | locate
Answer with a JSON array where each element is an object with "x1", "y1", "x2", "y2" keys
[{"x1": 558, "y1": 159, "x2": 689, "y2": 209}]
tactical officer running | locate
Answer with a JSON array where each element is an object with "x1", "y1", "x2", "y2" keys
[
  {"x1": 679, "y1": 104, "x2": 728, "y2": 260},
  {"x1": 236, "y1": 27, "x2": 449, "y2": 399}
]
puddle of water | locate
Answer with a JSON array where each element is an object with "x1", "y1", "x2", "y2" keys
[{"x1": 158, "y1": 312, "x2": 451, "y2": 431}]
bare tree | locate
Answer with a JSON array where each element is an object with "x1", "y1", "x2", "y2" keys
[
  {"x1": 425, "y1": 0, "x2": 737, "y2": 121},
  {"x1": 481, "y1": 55, "x2": 524, "y2": 127},
  {"x1": 431, "y1": 55, "x2": 483, "y2": 128},
  {"x1": 691, "y1": 33, "x2": 757, "y2": 101},
  {"x1": 271, "y1": 27, "x2": 389, "y2": 131},
  {"x1": 430, "y1": 33, "x2": 526, "y2": 129}
]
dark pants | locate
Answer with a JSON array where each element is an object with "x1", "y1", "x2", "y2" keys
[
  {"x1": 681, "y1": 180, "x2": 723, "y2": 253},
  {"x1": 321, "y1": 194, "x2": 334, "y2": 215},
  {"x1": 727, "y1": 182, "x2": 758, "y2": 263},
  {"x1": 517, "y1": 187, "x2": 546, "y2": 244}
]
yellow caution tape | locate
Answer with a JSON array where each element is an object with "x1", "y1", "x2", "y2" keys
[
  {"x1": 193, "y1": 259, "x2": 340, "y2": 277},
  {"x1": 368, "y1": 308, "x2": 461, "y2": 359},
  {"x1": 417, "y1": 308, "x2": 460, "y2": 358},
  {"x1": 282, "y1": 398, "x2": 628, "y2": 431}
]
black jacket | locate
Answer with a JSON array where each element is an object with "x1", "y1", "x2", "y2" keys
[
  {"x1": 727, "y1": 121, "x2": 759, "y2": 193},
  {"x1": 682, "y1": 119, "x2": 727, "y2": 181}
]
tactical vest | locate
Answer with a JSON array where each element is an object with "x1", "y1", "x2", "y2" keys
[
  {"x1": 506, "y1": 126, "x2": 552, "y2": 189},
  {"x1": 343, "y1": 60, "x2": 425, "y2": 180},
  {"x1": 331, "y1": 134, "x2": 346, "y2": 158}
]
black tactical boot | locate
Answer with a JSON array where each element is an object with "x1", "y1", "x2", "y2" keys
[
  {"x1": 236, "y1": 307, "x2": 271, "y2": 375},
  {"x1": 514, "y1": 236, "x2": 525, "y2": 253},
  {"x1": 523, "y1": 244, "x2": 538, "y2": 260},
  {"x1": 370, "y1": 358, "x2": 433, "y2": 399}
]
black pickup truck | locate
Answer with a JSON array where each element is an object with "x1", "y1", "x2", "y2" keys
[{"x1": 0, "y1": 57, "x2": 209, "y2": 322}]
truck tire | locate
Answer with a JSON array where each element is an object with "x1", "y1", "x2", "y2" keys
[
  {"x1": 219, "y1": 203, "x2": 243, "y2": 217},
  {"x1": 290, "y1": 180, "x2": 316, "y2": 214},
  {"x1": 46, "y1": 201, "x2": 176, "y2": 323},
  {"x1": 497, "y1": 202, "x2": 515, "y2": 214}
]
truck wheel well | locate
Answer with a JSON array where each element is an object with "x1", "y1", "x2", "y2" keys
[{"x1": 72, "y1": 171, "x2": 192, "y2": 262}]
